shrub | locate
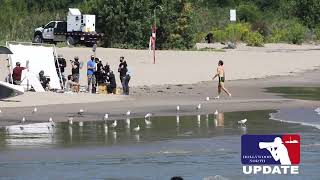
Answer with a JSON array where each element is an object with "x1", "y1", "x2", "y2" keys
[
  {"x1": 164, "y1": 34, "x2": 186, "y2": 50},
  {"x1": 245, "y1": 31, "x2": 264, "y2": 46},
  {"x1": 225, "y1": 23, "x2": 250, "y2": 42},
  {"x1": 252, "y1": 21, "x2": 271, "y2": 37},
  {"x1": 267, "y1": 29, "x2": 288, "y2": 43},
  {"x1": 193, "y1": 32, "x2": 207, "y2": 43},
  {"x1": 286, "y1": 22, "x2": 306, "y2": 44},
  {"x1": 267, "y1": 20, "x2": 307, "y2": 44},
  {"x1": 315, "y1": 25, "x2": 320, "y2": 40},
  {"x1": 212, "y1": 28, "x2": 227, "y2": 42}
]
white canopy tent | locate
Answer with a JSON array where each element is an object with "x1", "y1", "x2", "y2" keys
[{"x1": 7, "y1": 43, "x2": 62, "y2": 91}]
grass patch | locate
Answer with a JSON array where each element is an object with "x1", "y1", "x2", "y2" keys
[{"x1": 265, "y1": 87, "x2": 320, "y2": 101}]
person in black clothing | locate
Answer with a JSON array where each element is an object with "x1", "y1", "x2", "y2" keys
[
  {"x1": 118, "y1": 56, "x2": 127, "y2": 83},
  {"x1": 71, "y1": 56, "x2": 80, "y2": 83},
  {"x1": 95, "y1": 58, "x2": 105, "y2": 86},
  {"x1": 104, "y1": 62, "x2": 110, "y2": 74},
  {"x1": 97, "y1": 59, "x2": 104, "y2": 72},
  {"x1": 55, "y1": 54, "x2": 67, "y2": 88},
  {"x1": 122, "y1": 67, "x2": 131, "y2": 95},
  {"x1": 97, "y1": 68, "x2": 107, "y2": 85},
  {"x1": 107, "y1": 70, "x2": 116, "y2": 94}
]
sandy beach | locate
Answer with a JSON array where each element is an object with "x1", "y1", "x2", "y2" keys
[
  {"x1": 1, "y1": 43, "x2": 320, "y2": 180},
  {"x1": 1, "y1": 43, "x2": 320, "y2": 87},
  {"x1": 0, "y1": 43, "x2": 320, "y2": 125}
]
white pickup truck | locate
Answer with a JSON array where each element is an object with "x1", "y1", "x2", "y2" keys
[{"x1": 33, "y1": 8, "x2": 103, "y2": 46}]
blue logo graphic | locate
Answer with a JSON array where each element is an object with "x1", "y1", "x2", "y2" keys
[{"x1": 241, "y1": 134, "x2": 300, "y2": 165}]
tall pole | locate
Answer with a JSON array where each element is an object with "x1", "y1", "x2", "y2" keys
[
  {"x1": 154, "y1": 8, "x2": 156, "y2": 31},
  {"x1": 153, "y1": 5, "x2": 162, "y2": 64},
  {"x1": 153, "y1": 8, "x2": 156, "y2": 64}
]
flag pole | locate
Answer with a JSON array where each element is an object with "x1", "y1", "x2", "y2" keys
[
  {"x1": 153, "y1": 5, "x2": 162, "y2": 64},
  {"x1": 153, "y1": 8, "x2": 156, "y2": 64},
  {"x1": 153, "y1": 26, "x2": 156, "y2": 64}
]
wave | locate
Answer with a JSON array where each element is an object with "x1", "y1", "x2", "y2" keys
[
  {"x1": 156, "y1": 150, "x2": 192, "y2": 155},
  {"x1": 269, "y1": 110, "x2": 320, "y2": 130}
]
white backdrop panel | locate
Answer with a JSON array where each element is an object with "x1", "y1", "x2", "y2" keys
[{"x1": 8, "y1": 44, "x2": 61, "y2": 90}]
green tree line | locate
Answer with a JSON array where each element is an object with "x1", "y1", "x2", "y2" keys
[{"x1": 1, "y1": 0, "x2": 320, "y2": 48}]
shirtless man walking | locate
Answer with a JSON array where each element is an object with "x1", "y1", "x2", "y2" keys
[{"x1": 212, "y1": 60, "x2": 231, "y2": 99}]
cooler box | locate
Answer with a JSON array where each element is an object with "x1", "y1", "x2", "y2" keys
[{"x1": 98, "y1": 84, "x2": 107, "y2": 94}]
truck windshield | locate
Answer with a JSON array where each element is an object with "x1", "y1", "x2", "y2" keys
[{"x1": 45, "y1": 22, "x2": 56, "y2": 29}]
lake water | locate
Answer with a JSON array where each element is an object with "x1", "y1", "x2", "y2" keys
[{"x1": 0, "y1": 110, "x2": 319, "y2": 180}]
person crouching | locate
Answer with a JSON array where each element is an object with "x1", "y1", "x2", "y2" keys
[
  {"x1": 66, "y1": 75, "x2": 80, "y2": 92},
  {"x1": 107, "y1": 70, "x2": 116, "y2": 94},
  {"x1": 39, "y1": 70, "x2": 50, "y2": 91}
]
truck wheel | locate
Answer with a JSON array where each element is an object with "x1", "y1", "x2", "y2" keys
[
  {"x1": 34, "y1": 34, "x2": 43, "y2": 43},
  {"x1": 66, "y1": 37, "x2": 75, "y2": 47}
]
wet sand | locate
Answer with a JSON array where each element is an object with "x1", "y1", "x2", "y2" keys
[{"x1": 0, "y1": 68, "x2": 319, "y2": 126}]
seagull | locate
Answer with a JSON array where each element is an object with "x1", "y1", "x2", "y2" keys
[
  {"x1": 49, "y1": 117, "x2": 55, "y2": 127},
  {"x1": 315, "y1": 107, "x2": 320, "y2": 113},
  {"x1": 68, "y1": 117, "x2": 73, "y2": 125},
  {"x1": 133, "y1": 125, "x2": 140, "y2": 132},
  {"x1": 196, "y1": 104, "x2": 201, "y2": 110},
  {"x1": 79, "y1": 121, "x2": 83, "y2": 127},
  {"x1": 145, "y1": 118, "x2": 152, "y2": 125},
  {"x1": 111, "y1": 120, "x2": 117, "y2": 128},
  {"x1": 206, "y1": 97, "x2": 210, "y2": 101},
  {"x1": 214, "y1": 110, "x2": 219, "y2": 116},
  {"x1": 21, "y1": 117, "x2": 26, "y2": 124},
  {"x1": 78, "y1": 109, "x2": 84, "y2": 115},
  {"x1": 176, "y1": 105, "x2": 180, "y2": 112},
  {"x1": 238, "y1": 119, "x2": 247, "y2": 125},
  {"x1": 32, "y1": 107, "x2": 37, "y2": 114},
  {"x1": 104, "y1": 114, "x2": 109, "y2": 120},
  {"x1": 126, "y1": 110, "x2": 131, "y2": 116},
  {"x1": 145, "y1": 113, "x2": 152, "y2": 119}
]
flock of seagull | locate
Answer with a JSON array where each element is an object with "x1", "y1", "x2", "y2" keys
[
  {"x1": 100, "y1": 111, "x2": 153, "y2": 132},
  {"x1": 0, "y1": 96, "x2": 251, "y2": 133},
  {"x1": 4, "y1": 104, "x2": 319, "y2": 134}
]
